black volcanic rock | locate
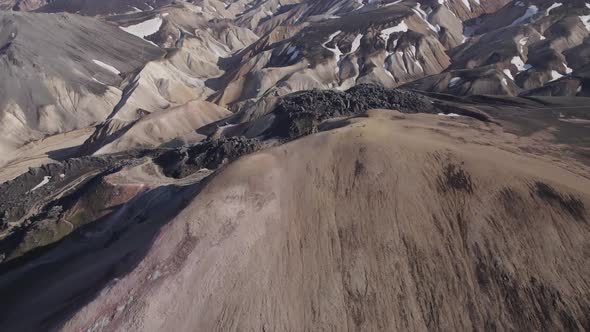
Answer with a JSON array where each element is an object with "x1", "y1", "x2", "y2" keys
[
  {"x1": 267, "y1": 85, "x2": 438, "y2": 139},
  {"x1": 155, "y1": 137, "x2": 261, "y2": 179}
]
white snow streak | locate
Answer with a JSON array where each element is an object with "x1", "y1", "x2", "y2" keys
[
  {"x1": 438, "y1": 113, "x2": 461, "y2": 117},
  {"x1": 92, "y1": 77, "x2": 107, "y2": 85},
  {"x1": 510, "y1": 56, "x2": 531, "y2": 72},
  {"x1": 549, "y1": 70, "x2": 563, "y2": 82},
  {"x1": 412, "y1": 4, "x2": 440, "y2": 32},
  {"x1": 286, "y1": 45, "x2": 297, "y2": 55},
  {"x1": 28, "y1": 176, "x2": 51, "y2": 193},
  {"x1": 120, "y1": 16, "x2": 163, "y2": 45},
  {"x1": 449, "y1": 77, "x2": 462, "y2": 88},
  {"x1": 322, "y1": 31, "x2": 343, "y2": 74},
  {"x1": 286, "y1": 44, "x2": 299, "y2": 61},
  {"x1": 546, "y1": 3, "x2": 562, "y2": 15},
  {"x1": 511, "y1": 6, "x2": 538, "y2": 26},
  {"x1": 92, "y1": 60, "x2": 120, "y2": 75},
  {"x1": 289, "y1": 50, "x2": 299, "y2": 61},
  {"x1": 380, "y1": 21, "x2": 408, "y2": 48},
  {"x1": 461, "y1": 0, "x2": 471, "y2": 12},
  {"x1": 350, "y1": 34, "x2": 363, "y2": 53}
]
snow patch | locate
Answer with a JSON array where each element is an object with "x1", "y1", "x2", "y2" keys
[
  {"x1": 449, "y1": 77, "x2": 462, "y2": 88},
  {"x1": 382, "y1": 0, "x2": 403, "y2": 7},
  {"x1": 510, "y1": 56, "x2": 530, "y2": 72},
  {"x1": 322, "y1": 31, "x2": 343, "y2": 74},
  {"x1": 286, "y1": 44, "x2": 299, "y2": 61},
  {"x1": 380, "y1": 21, "x2": 408, "y2": 48},
  {"x1": 92, "y1": 60, "x2": 120, "y2": 75},
  {"x1": 579, "y1": 15, "x2": 590, "y2": 32},
  {"x1": 503, "y1": 69, "x2": 514, "y2": 80},
  {"x1": 28, "y1": 176, "x2": 51, "y2": 193},
  {"x1": 92, "y1": 77, "x2": 107, "y2": 85},
  {"x1": 438, "y1": 113, "x2": 461, "y2": 117},
  {"x1": 461, "y1": 0, "x2": 471, "y2": 12},
  {"x1": 511, "y1": 6, "x2": 538, "y2": 26},
  {"x1": 546, "y1": 3, "x2": 562, "y2": 15},
  {"x1": 549, "y1": 70, "x2": 563, "y2": 82},
  {"x1": 120, "y1": 16, "x2": 163, "y2": 45},
  {"x1": 350, "y1": 34, "x2": 363, "y2": 53},
  {"x1": 517, "y1": 37, "x2": 529, "y2": 55},
  {"x1": 412, "y1": 4, "x2": 440, "y2": 32}
]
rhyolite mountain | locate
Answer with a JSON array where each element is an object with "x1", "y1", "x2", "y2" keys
[{"x1": 0, "y1": 1, "x2": 589, "y2": 331}]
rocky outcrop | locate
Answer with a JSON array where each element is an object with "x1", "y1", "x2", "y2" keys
[
  {"x1": 155, "y1": 136, "x2": 262, "y2": 178},
  {"x1": 265, "y1": 85, "x2": 439, "y2": 138}
]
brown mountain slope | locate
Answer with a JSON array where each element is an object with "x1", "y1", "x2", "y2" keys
[{"x1": 52, "y1": 109, "x2": 590, "y2": 331}]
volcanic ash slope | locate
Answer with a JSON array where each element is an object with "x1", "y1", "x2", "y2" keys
[{"x1": 63, "y1": 109, "x2": 590, "y2": 331}]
